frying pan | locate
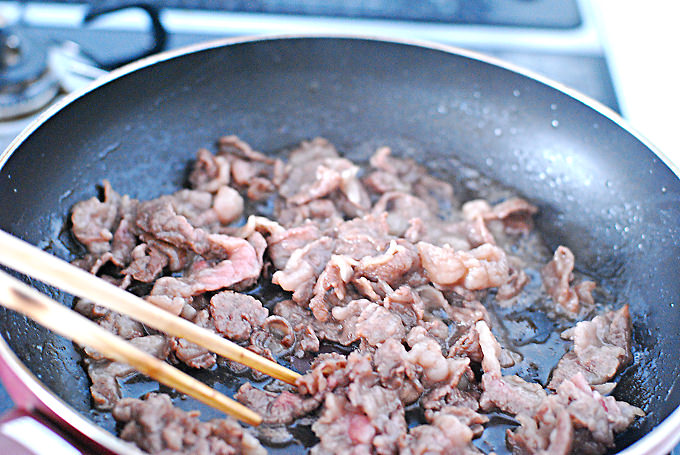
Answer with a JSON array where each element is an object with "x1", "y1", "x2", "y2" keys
[{"x1": 0, "y1": 36, "x2": 679, "y2": 454}]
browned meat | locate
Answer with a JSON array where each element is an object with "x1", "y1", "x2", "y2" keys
[
  {"x1": 296, "y1": 352, "x2": 350, "y2": 397},
  {"x1": 417, "y1": 242, "x2": 509, "y2": 291},
  {"x1": 477, "y1": 321, "x2": 546, "y2": 416},
  {"x1": 266, "y1": 223, "x2": 321, "y2": 269},
  {"x1": 507, "y1": 397, "x2": 573, "y2": 455},
  {"x1": 146, "y1": 235, "x2": 262, "y2": 315},
  {"x1": 311, "y1": 385, "x2": 405, "y2": 455},
  {"x1": 87, "y1": 335, "x2": 170, "y2": 410},
  {"x1": 272, "y1": 236, "x2": 335, "y2": 304},
  {"x1": 333, "y1": 214, "x2": 393, "y2": 260},
  {"x1": 210, "y1": 291, "x2": 268, "y2": 341},
  {"x1": 554, "y1": 373, "x2": 643, "y2": 452},
  {"x1": 235, "y1": 383, "x2": 320, "y2": 425},
  {"x1": 170, "y1": 310, "x2": 216, "y2": 369},
  {"x1": 68, "y1": 137, "x2": 640, "y2": 455},
  {"x1": 189, "y1": 147, "x2": 231, "y2": 193},
  {"x1": 542, "y1": 246, "x2": 596, "y2": 314},
  {"x1": 71, "y1": 192, "x2": 119, "y2": 254},
  {"x1": 549, "y1": 305, "x2": 633, "y2": 389},
  {"x1": 113, "y1": 393, "x2": 266, "y2": 455},
  {"x1": 355, "y1": 240, "x2": 419, "y2": 287},
  {"x1": 399, "y1": 407, "x2": 484, "y2": 455},
  {"x1": 213, "y1": 186, "x2": 245, "y2": 225},
  {"x1": 373, "y1": 338, "x2": 424, "y2": 404}
]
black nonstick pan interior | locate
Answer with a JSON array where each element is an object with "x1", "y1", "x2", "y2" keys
[{"x1": 0, "y1": 37, "x2": 678, "y2": 453}]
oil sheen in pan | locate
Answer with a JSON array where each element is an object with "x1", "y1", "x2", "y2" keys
[{"x1": 80, "y1": 148, "x2": 623, "y2": 454}]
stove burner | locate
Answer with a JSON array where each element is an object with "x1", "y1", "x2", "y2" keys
[{"x1": 0, "y1": 27, "x2": 59, "y2": 121}]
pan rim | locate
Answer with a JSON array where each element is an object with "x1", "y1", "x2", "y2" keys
[
  {"x1": 1, "y1": 34, "x2": 678, "y2": 178},
  {"x1": 0, "y1": 335, "x2": 144, "y2": 454},
  {"x1": 1, "y1": 34, "x2": 679, "y2": 454}
]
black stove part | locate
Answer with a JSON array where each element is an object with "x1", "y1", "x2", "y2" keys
[
  {"x1": 83, "y1": 3, "x2": 167, "y2": 70},
  {"x1": 0, "y1": 28, "x2": 48, "y2": 88},
  {"x1": 0, "y1": 28, "x2": 59, "y2": 120},
  {"x1": 46, "y1": 0, "x2": 582, "y2": 28}
]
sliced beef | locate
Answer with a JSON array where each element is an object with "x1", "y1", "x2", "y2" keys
[
  {"x1": 542, "y1": 245, "x2": 596, "y2": 314},
  {"x1": 146, "y1": 235, "x2": 262, "y2": 315},
  {"x1": 477, "y1": 321, "x2": 546, "y2": 416},
  {"x1": 68, "y1": 136, "x2": 642, "y2": 455},
  {"x1": 399, "y1": 408, "x2": 484, "y2": 455},
  {"x1": 382, "y1": 286, "x2": 425, "y2": 329},
  {"x1": 96, "y1": 311, "x2": 145, "y2": 340},
  {"x1": 71, "y1": 187, "x2": 119, "y2": 254},
  {"x1": 417, "y1": 242, "x2": 510, "y2": 291},
  {"x1": 296, "y1": 352, "x2": 350, "y2": 397},
  {"x1": 248, "y1": 317, "x2": 295, "y2": 359},
  {"x1": 273, "y1": 300, "x2": 344, "y2": 355},
  {"x1": 266, "y1": 223, "x2": 321, "y2": 270},
  {"x1": 235, "y1": 383, "x2": 320, "y2": 425},
  {"x1": 554, "y1": 373, "x2": 643, "y2": 452},
  {"x1": 549, "y1": 305, "x2": 632, "y2": 389},
  {"x1": 373, "y1": 338, "x2": 424, "y2": 404},
  {"x1": 355, "y1": 302, "x2": 407, "y2": 346},
  {"x1": 406, "y1": 327, "x2": 471, "y2": 387},
  {"x1": 355, "y1": 240, "x2": 419, "y2": 287},
  {"x1": 217, "y1": 135, "x2": 280, "y2": 201},
  {"x1": 113, "y1": 393, "x2": 266, "y2": 455},
  {"x1": 496, "y1": 256, "x2": 530, "y2": 302},
  {"x1": 272, "y1": 236, "x2": 335, "y2": 304},
  {"x1": 189, "y1": 147, "x2": 231, "y2": 193},
  {"x1": 507, "y1": 397, "x2": 573, "y2": 455},
  {"x1": 218, "y1": 135, "x2": 274, "y2": 164},
  {"x1": 210, "y1": 291, "x2": 268, "y2": 342},
  {"x1": 333, "y1": 214, "x2": 393, "y2": 260},
  {"x1": 462, "y1": 197, "x2": 538, "y2": 236},
  {"x1": 309, "y1": 254, "x2": 357, "y2": 321},
  {"x1": 170, "y1": 309, "x2": 216, "y2": 369},
  {"x1": 277, "y1": 137, "x2": 339, "y2": 198},
  {"x1": 372, "y1": 192, "x2": 434, "y2": 237},
  {"x1": 311, "y1": 383, "x2": 406, "y2": 455},
  {"x1": 87, "y1": 335, "x2": 170, "y2": 410}
]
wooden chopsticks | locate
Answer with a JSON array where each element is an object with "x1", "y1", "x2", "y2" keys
[
  {"x1": 0, "y1": 229, "x2": 302, "y2": 424},
  {"x1": 0, "y1": 270, "x2": 261, "y2": 426}
]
